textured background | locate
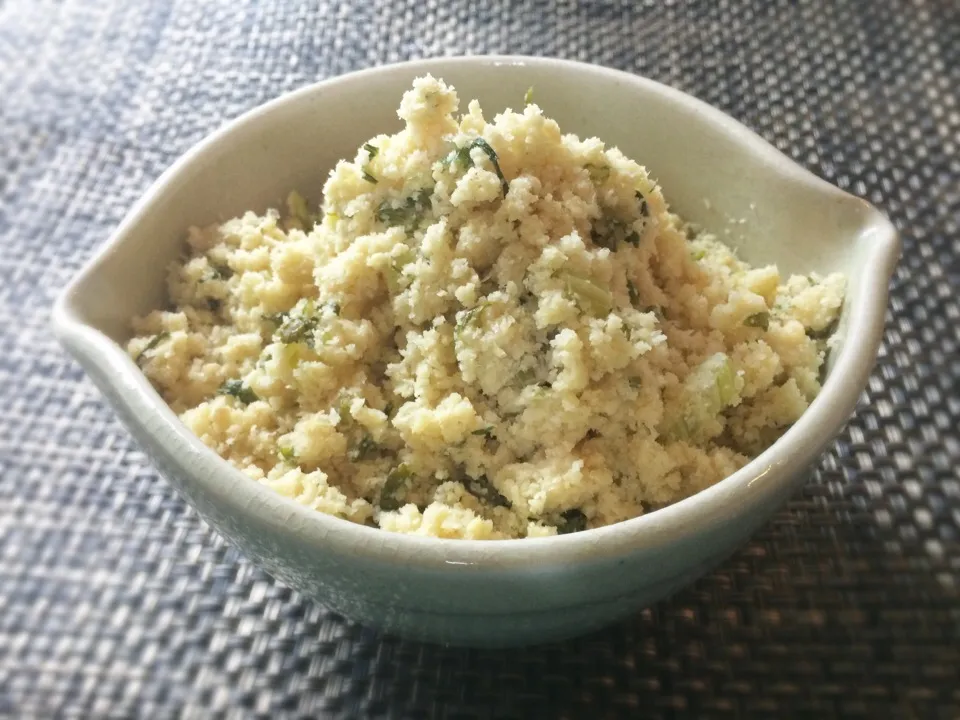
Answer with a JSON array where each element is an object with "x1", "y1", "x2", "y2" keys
[{"x1": 1, "y1": 0, "x2": 959, "y2": 718}]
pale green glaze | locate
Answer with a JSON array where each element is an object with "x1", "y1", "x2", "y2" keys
[{"x1": 53, "y1": 57, "x2": 899, "y2": 647}]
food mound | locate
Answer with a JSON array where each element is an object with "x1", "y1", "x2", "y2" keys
[{"x1": 129, "y1": 76, "x2": 844, "y2": 539}]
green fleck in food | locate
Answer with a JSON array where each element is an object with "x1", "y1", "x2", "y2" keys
[
  {"x1": 586, "y1": 163, "x2": 611, "y2": 184},
  {"x1": 135, "y1": 332, "x2": 169, "y2": 365},
  {"x1": 463, "y1": 474, "x2": 510, "y2": 508},
  {"x1": 564, "y1": 273, "x2": 613, "y2": 316},
  {"x1": 806, "y1": 317, "x2": 839, "y2": 340},
  {"x1": 471, "y1": 426, "x2": 494, "y2": 437},
  {"x1": 665, "y1": 353, "x2": 742, "y2": 442},
  {"x1": 590, "y1": 223, "x2": 618, "y2": 250},
  {"x1": 208, "y1": 262, "x2": 233, "y2": 281},
  {"x1": 349, "y1": 434, "x2": 378, "y2": 462},
  {"x1": 277, "y1": 342, "x2": 303, "y2": 368},
  {"x1": 276, "y1": 315, "x2": 317, "y2": 345},
  {"x1": 376, "y1": 188, "x2": 432, "y2": 230},
  {"x1": 361, "y1": 168, "x2": 378, "y2": 184},
  {"x1": 627, "y1": 280, "x2": 641, "y2": 307},
  {"x1": 743, "y1": 312, "x2": 770, "y2": 331},
  {"x1": 218, "y1": 379, "x2": 258, "y2": 404},
  {"x1": 514, "y1": 367, "x2": 537, "y2": 386},
  {"x1": 363, "y1": 143, "x2": 379, "y2": 158},
  {"x1": 278, "y1": 445, "x2": 296, "y2": 462},
  {"x1": 379, "y1": 464, "x2": 412, "y2": 511},
  {"x1": 385, "y1": 247, "x2": 416, "y2": 293},
  {"x1": 556, "y1": 508, "x2": 587, "y2": 534},
  {"x1": 524, "y1": 86, "x2": 534, "y2": 105},
  {"x1": 591, "y1": 213, "x2": 639, "y2": 250},
  {"x1": 713, "y1": 356, "x2": 739, "y2": 408},
  {"x1": 636, "y1": 190, "x2": 649, "y2": 218},
  {"x1": 691, "y1": 248, "x2": 706, "y2": 261},
  {"x1": 445, "y1": 138, "x2": 509, "y2": 196},
  {"x1": 695, "y1": 353, "x2": 739, "y2": 413},
  {"x1": 454, "y1": 305, "x2": 485, "y2": 341}
]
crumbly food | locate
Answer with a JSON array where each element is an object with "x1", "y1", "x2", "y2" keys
[{"x1": 128, "y1": 76, "x2": 845, "y2": 540}]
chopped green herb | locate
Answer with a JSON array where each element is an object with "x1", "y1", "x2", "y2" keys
[
  {"x1": 376, "y1": 188, "x2": 432, "y2": 230},
  {"x1": 335, "y1": 392, "x2": 362, "y2": 423},
  {"x1": 349, "y1": 434, "x2": 378, "y2": 462},
  {"x1": 691, "y1": 248, "x2": 706, "y2": 261},
  {"x1": 361, "y1": 168, "x2": 378, "y2": 184},
  {"x1": 712, "y1": 355, "x2": 739, "y2": 409},
  {"x1": 277, "y1": 342, "x2": 303, "y2": 368},
  {"x1": 635, "y1": 190, "x2": 649, "y2": 218},
  {"x1": 591, "y1": 213, "x2": 639, "y2": 250},
  {"x1": 379, "y1": 464, "x2": 413, "y2": 511},
  {"x1": 444, "y1": 138, "x2": 509, "y2": 195},
  {"x1": 806, "y1": 317, "x2": 839, "y2": 340},
  {"x1": 743, "y1": 312, "x2": 770, "y2": 331},
  {"x1": 667, "y1": 352, "x2": 739, "y2": 441},
  {"x1": 591, "y1": 226, "x2": 617, "y2": 251},
  {"x1": 627, "y1": 280, "x2": 641, "y2": 307},
  {"x1": 278, "y1": 445, "x2": 296, "y2": 462},
  {"x1": 218, "y1": 379, "x2": 258, "y2": 404},
  {"x1": 384, "y1": 246, "x2": 416, "y2": 293},
  {"x1": 640, "y1": 500, "x2": 661, "y2": 514},
  {"x1": 471, "y1": 426, "x2": 494, "y2": 437},
  {"x1": 382, "y1": 402, "x2": 394, "y2": 418},
  {"x1": 276, "y1": 315, "x2": 317, "y2": 345},
  {"x1": 585, "y1": 163, "x2": 611, "y2": 184},
  {"x1": 463, "y1": 474, "x2": 510, "y2": 508},
  {"x1": 514, "y1": 367, "x2": 537, "y2": 386},
  {"x1": 135, "y1": 331, "x2": 169, "y2": 365},
  {"x1": 454, "y1": 305, "x2": 485, "y2": 341},
  {"x1": 556, "y1": 508, "x2": 587, "y2": 534},
  {"x1": 524, "y1": 86, "x2": 534, "y2": 105},
  {"x1": 209, "y1": 263, "x2": 233, "y2": 280},
  {"x1": 363, "y1": 143, "x2": 379, "y2": 158},
  {"x1": 563, "y1": 273, "x2": 612, "y2": 316}
]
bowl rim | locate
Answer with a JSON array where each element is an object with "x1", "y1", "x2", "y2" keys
[{"x1": 52, "y1": 55, "x2": 901, "y2": 568}]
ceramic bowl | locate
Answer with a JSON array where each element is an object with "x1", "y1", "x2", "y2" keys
[{"x1": 52, "y1": 56, "x2": 899, "y2": 647}]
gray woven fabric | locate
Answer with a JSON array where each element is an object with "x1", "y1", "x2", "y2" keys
[{"x1": 1, "y1": 0, "x2": 959, "y2": 717}]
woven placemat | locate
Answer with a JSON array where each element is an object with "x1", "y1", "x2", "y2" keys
[{"x1": 1, "y1": 0, "x2": 958, "y2": 717}]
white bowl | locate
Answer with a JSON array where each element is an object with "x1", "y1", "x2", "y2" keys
[{"x1": 52, "y1": 56, "x2": 899, "y2": 647}]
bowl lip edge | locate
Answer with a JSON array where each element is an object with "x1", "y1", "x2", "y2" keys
[{"x1": 52, "y1": 55, "x2": 902, "y2": 568}]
